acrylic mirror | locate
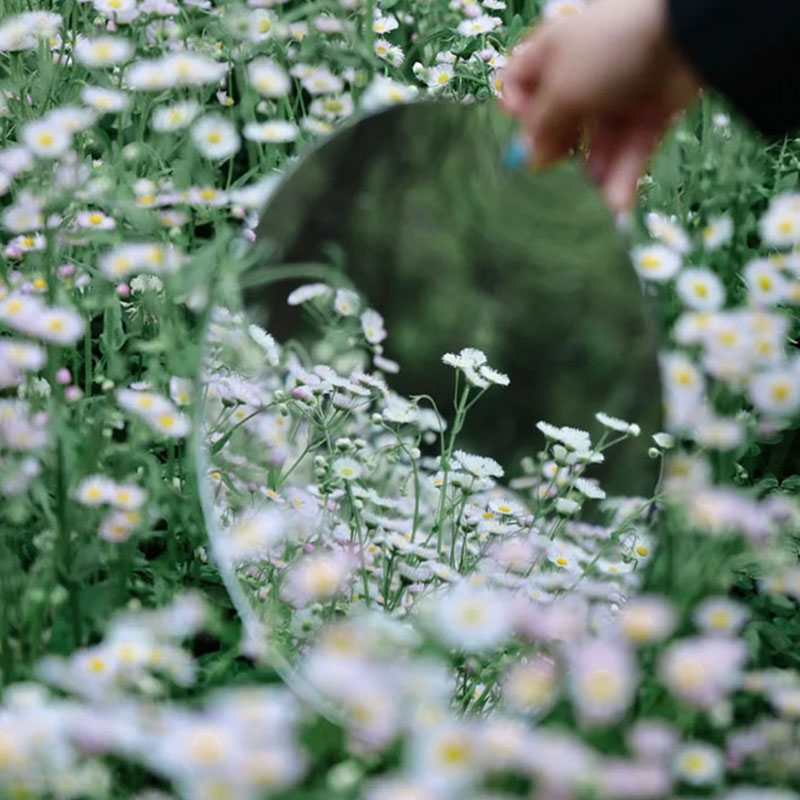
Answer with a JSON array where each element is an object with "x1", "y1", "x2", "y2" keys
[{"x1": 196, "y1": 101, "x2": 662, "y2": 721}]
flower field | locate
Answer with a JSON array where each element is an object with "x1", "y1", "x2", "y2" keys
[{"x1": 2, "y1": 1, "x2": 800, "y2": 799}]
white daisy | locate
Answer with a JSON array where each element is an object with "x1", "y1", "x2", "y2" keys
[
  {"x1": 247, "y1": 57, "x2": 291, "y2": 98},
  {"x1": 631, "y1": 244, "x2": 682, "y2": 282},
  {"x1": 191, "y1": 116, "x2": 241, "y2": 161},
  {"x1": 75, "y1": 36, "x2": 134, "y2": 67},
  {"x1": 676, "y1": 267, "x2": 725, "y2": 311},
  {"x1": 242, "y1": 120, "x2": 299, "y2": 143}
]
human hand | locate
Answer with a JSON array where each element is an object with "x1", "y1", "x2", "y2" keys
[{"x1": 500, "y1": 0, "x2": 702, "y2": 212}]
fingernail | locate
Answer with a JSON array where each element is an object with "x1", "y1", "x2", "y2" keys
[{"x1": 504, "y1": 134, "x2": 531, "y2": 171}]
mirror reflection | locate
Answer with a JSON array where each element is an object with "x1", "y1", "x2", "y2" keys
[{"x1": 197, "y1": 102, "x2": 661, "y2": 724}]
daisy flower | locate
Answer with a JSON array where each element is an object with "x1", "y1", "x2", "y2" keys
[
  {"x1": 242, "y1": 120, "x2": 299, "y2": 144},
  {"x1": 93, "y1": 0, "x2": 141, "y2": 24},
  {"x1": 631, "y1": 244, "x2": 682, "y2": 282},
  {"x1": 760, "y1": 193, "x2": 800, "y2": 247},
  {"x1": 749, "y1": 367, "x2": 800, "y2": 417},
  {"x1": 27, "y1": 307, "x2": 85, "y2": 346},
  {"x1": 75, "y1": 475, "x2": 116, "y2": 506},
  {"x1": 645, "y1": 211, "x2": 691, "y2": 254},
  {"x1": 676, "y1": 267, "x2": 726, "y2": 311},
  {"x1": 333, "y1": 457, "x2": 361, "y2": 480},
  {"x1": 309, "y1": 94, "x2": 354, "y2": 120},
  {"x1": 693, "y1": 597, "x2": 749, "y2": 635},
  {"x1": 432, "y1": 585, "x2": 512, "y2": 652},
  {"x1": 76, "y1": 210, "x2": 116, "y2": 230},
  {"x1": 75, "y1": 35, "x2": 133, "y2": 67},
  {"x1": 21, "y1": 118, "x2": 72, "y2": 159},
  {"x1": 568, "y1": 638, "x2": 637, "y2": 726},
  {"x1": 191, "y1": 116, "x2": 241, "y2": 161},
  {"x1": 426, "y1": 63, "x2": 455, "y2": 88},
  {"x1": 80, "y1": 86, "x2": 130, "y2": 113},
  {"x1": 361, "y1": 76, "x2": 418, "y2": 110},
  {"x1": 674, "y1": 743, "x2": 723, "y2": 786},
  {"x1": 744, "y1": 258, "x2": 787, "y2": 306},
  {"x1": 701, "y1": 215, "x2": 733, "y2": 250},
  {"x1": 372, "y1": 14, "x2": 399, "y2": 34},
  {"x1": 333, "y1": 288, "x2": 359, "y2": 316},
  {"x1": 457, "y1": 14, "x2": 502, "y2": 36},
  {"x1": 360, "y1": 309, "x2": 387, "y2": 344},
  {"x1": 247, "y1": 57, "x2": 291, "y2": 98},
  {"x1": 301, "y1": 68, "x2": 344, "y2": 95}
]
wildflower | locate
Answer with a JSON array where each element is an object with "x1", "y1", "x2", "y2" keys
[
  {"x1": 248, "y1": 57, "x2": 291, "y2": 97},
  {"x1": 659, "y1": 635, "x2": 746, "y2": 708},
  {"x1": 333, "y1": 457, "x2": 361, "y2": 481},
  {"x1": 75, "y1": 475, "x2": 116, "y2": 506},
  {"x1": 26, "y1": 307, "x2": 85, "y2": 346},
  {"x1": 360, "y1": 309, "x2": 387, "y2": 344},
  {"x1": 21, "y1": 118, "x2": 72, "y2": 159},
  {"x1": 243, "y1": 120, "x2": 299, "y2": 143},
  {"x1": 674, "y1": 742, "x2": 723, "y2": 786},
  {"x1": 457, "y1": 14, "x2": 502, "y2": 35},
  {"x1": 631, "y1": 244, "x2": 682, "y2": 282},
  {"x1": 75, "y1": 35, "x2": 133, "y2": 67},
  {"x1": 110, "y1": 483, "x2": 147, "y2": 511},
  {"x1": 617, "y1": 595, "x2": 676, "y2": 645},
  {"x1": 749, "y1": 367, "x2": 800, "y2": 417},
  {"x1": 693, "y1": 597, "x2": 749, "y2": 635},
  {"x1": 537, "y1": 421, "x2": 593, "y2": 453},
  {"x1": 645, "y1": 211, "x2": 691, "y2": 254},
  {"x1": 702, "y1": 215, "x2": 734, "y2": 249},
  {"x1": 150, "y1": 101, "x2": 201, "y2": 132},
  {"x1": 546, "y1": 540, "x2": 585, "y2": 571},
  {"x1": 2, "y1": 198, "x2": 43, "y2": 232},
  {"x1": 453, "y1": 450, "x2": 503, "y2": 478},
  {"x1": 81, "y1": 86, "x2": 130, "y2": 113},
  {"x1": 432, "y1": 584, "x2": 512, "y2": 651},
  {"x1": 372, "y1": 13, "x2": 399, "y2": 34},
  {"x1": 676, "y1": 267, "x2": 726, "y2": 311},
  {"x1": 568, "y1": 637, "x2": 637, "y2": 726},
  {"x1": 309, "y1": 94, "x2": 354, "y2": 119},
  {"x1": 287, "y1": 283, "x2": 331, "y2": 306},
  {"x1": 760, "y1": 193, "x2": 800, "y2": 247},
  {"x1": 76, "y1": 210, "x2": 116, "y2": 230},
  {"x1": 410, "y1": 721, "x2": 479, "y2": 791},
  {"x1": 479, "y1": 365, "x2": 510, "y2": 386},
  {"x1": 93, "y1": 0, "x2": 141, "y2": 23},
  {"x1": 503, "y1": 656, "x2": 559, "y2": 714},
  {"x1": 301, "y1": 68, "x2": 344, "y2": 95},
  {"x1": 99, "y1": 509, "x2": 140, "y2": 542},
  {"x1": 361, "y1": 76, "x2": 418, "y2": 110},
  {"x1": 595, "y1": 411, "x2": 640, "y2": 434},
  {"x1": 744, "y1": 258, "x2": 787, "y2": 305},
  {"x1": 191, "y1": 116, "x2": 240, "y2": 161},
  {"x1": 426, "y1": 63, "x2": 455, "y2": 88},
  {"x1": 281, "y1": 552, "x2": 352, "y2": 606}
]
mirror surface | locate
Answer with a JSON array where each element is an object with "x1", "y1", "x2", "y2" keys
[{"x1": 197, "y1": 101, "x2": 662, "y2": 720}]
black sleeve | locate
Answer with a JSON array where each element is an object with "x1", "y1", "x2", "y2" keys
[{"x1": 667, "y1": 0, "x2": 800, "y2": 137}]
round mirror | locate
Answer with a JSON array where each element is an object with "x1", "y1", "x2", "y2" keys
[{"x1": 196, "y1": 101, "x2": 661, "y2": 723}]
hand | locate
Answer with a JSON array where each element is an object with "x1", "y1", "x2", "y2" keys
[{"x1": 500, "y1": 0, "x2": 702, "y2": 212}]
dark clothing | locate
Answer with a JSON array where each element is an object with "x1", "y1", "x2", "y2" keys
[{"x1": 668, "y1": 0, "x2": 800, "y2": 136}]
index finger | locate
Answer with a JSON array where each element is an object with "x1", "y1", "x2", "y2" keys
[{"x1": 499, "y1": 27, "x2": 547, "y2": 118}]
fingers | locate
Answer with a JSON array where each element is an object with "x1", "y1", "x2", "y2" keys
[
  {"x1": 499, "y1": 30, "x2": 547, "y2": 118},
  {"x1": 525, "y1": 87, "x2": 583, "y2": 167},
  {"x1": 596, "y1": 119, "x2": 664, "y2": 212}
]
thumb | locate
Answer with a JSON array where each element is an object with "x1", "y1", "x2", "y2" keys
[{"x1": 599, "y1": 119, "x2": 664, "y2": 212}]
